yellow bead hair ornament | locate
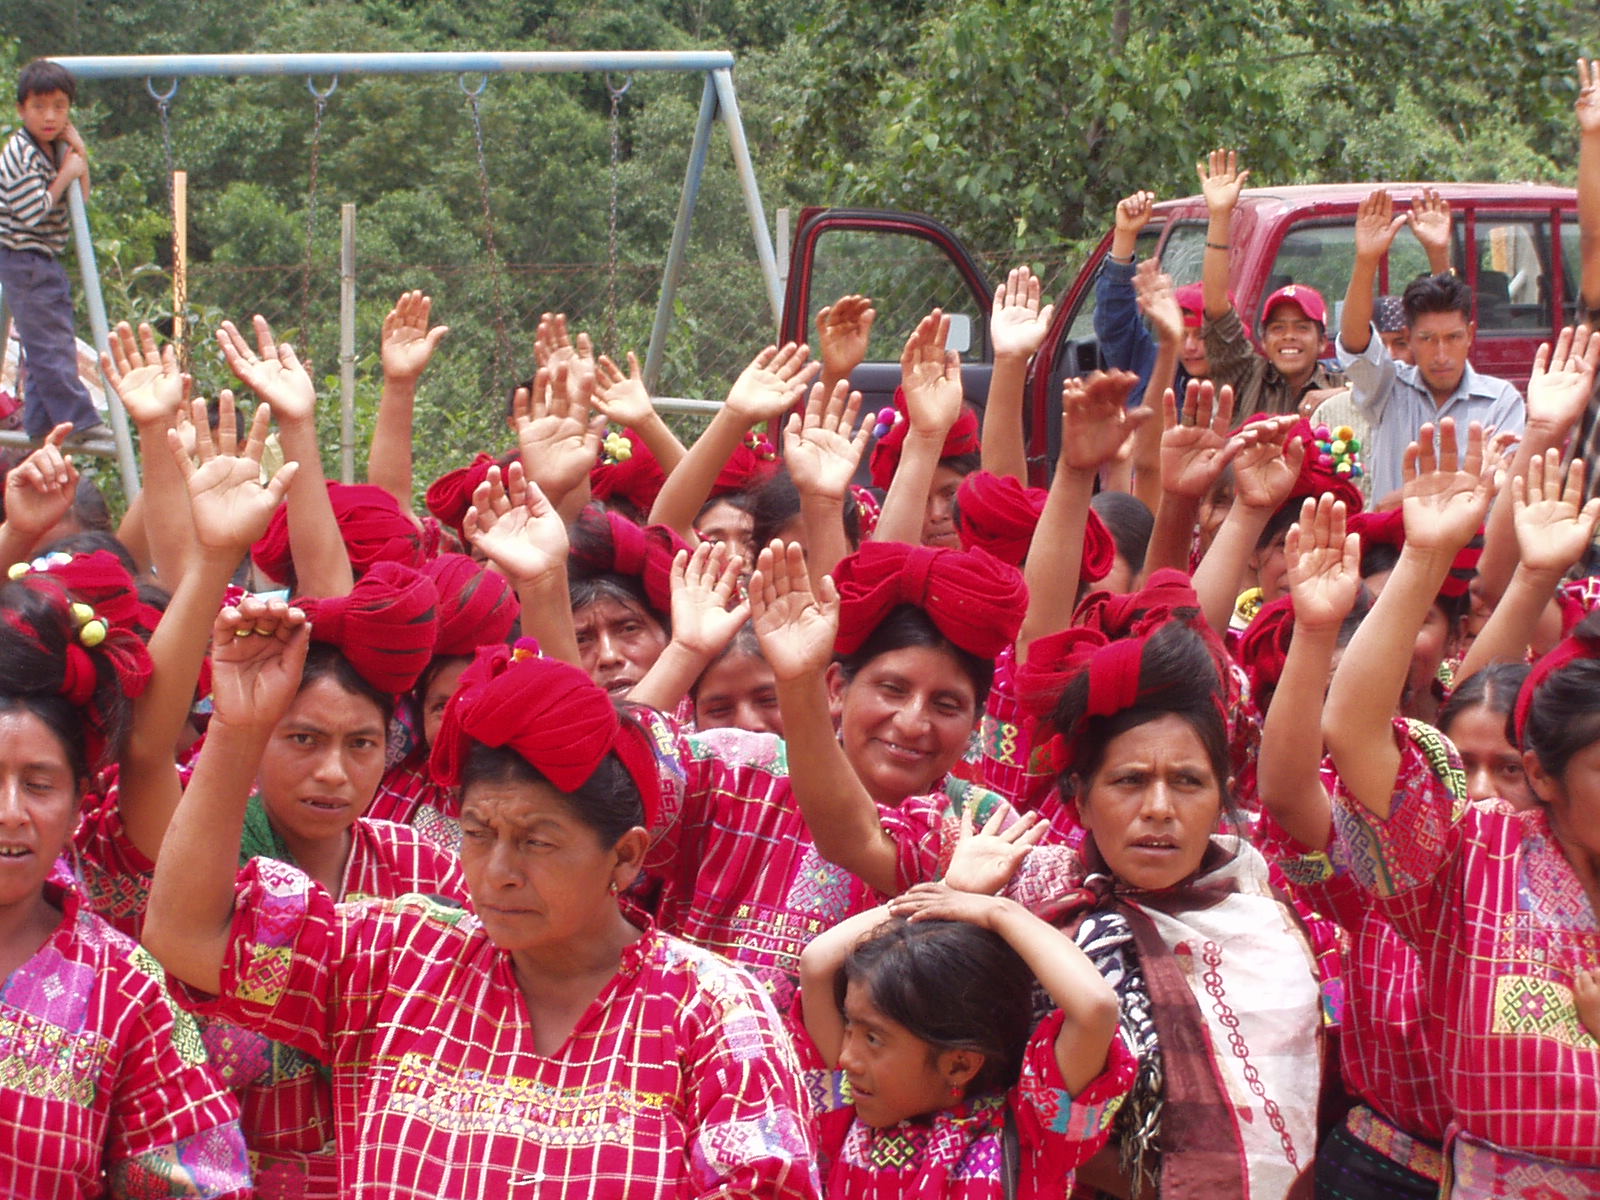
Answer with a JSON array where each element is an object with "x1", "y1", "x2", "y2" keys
[{"x1": 78, "y1": 618, "x2": 108, "y2": 648}]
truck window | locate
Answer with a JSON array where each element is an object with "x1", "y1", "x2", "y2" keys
[
  {"x1": 1473, "y1": 218, "x2": 1551, "y2": 333},
  {"x1": 1265, "y1": 223, "x2": 1361, "y2": 311},
  {"x1": 1563, "y1": 218, "x2": 1586, "y2": 318},
  {"x1": 1063, "y1": 225, "x2": 1162, "y2": 345},
  {"x1": 1158, "y1": 220, "x2": 1207, "y2": 288},
  {"x1": 807, "y1": 227, "x2": 988, "y2": 361}
]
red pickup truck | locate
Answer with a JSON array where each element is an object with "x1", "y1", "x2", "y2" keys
[{"x1": 780, "y1": 184, "x2": 1579, "y2": 481}]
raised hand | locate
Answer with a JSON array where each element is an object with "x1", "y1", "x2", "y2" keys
[
  {"x1": 1578, "y1": 58, "x2": 1600, "y2": 135},
  {"x1": 1354, "y1": 189, "x2": 1407, "y2": 261},
  {"x1": 209, "y1": 597, "x2": 311, "y2": 733},
  {"x1": 784, "y1": 378, "x2": 871, "y2": 502},
  {"x1": 938, "y1": 807, "x2": 1048, "y2": 896},
  {"x1": 1285, "y1": 495, "x2": 1362, "y2": 632},
  {"x1": 101, "y1": 321, "x2": 186, "y2": 426},
  {"x1": 748, "y1": 539, "x2": 839, "y2": 682},
  {"x1": 1525, "y1": 325, "x2": 1600, "y2": 434},
  {"x1": 591, "y1": 352, "x2": 656, "y2": 428},
  {"x1": 1512, "y1": 450, "x2": 1600, "y2": 576},
  {"x1": 1059, "y1": 371, "x2": 1149, "y2": 471},
  {"x1": 1197, "y1": 147, "x2": 1250, "y2": 216},
  {"x1": 1401, "y1": 419, "x2": 1497, "y2": 552},
  {"x1": 380, "y1": 290, "x2": 449, "y2": 383},
  {"x1": 1114, "y1": 190, "x2": 1157, "y2": 238},
  {"x1": 532, "y1": 312, "x2": 598, "y2": 409},
  {"x1": 1134, "y1": 258, "x2": 1184, "y2": 346},
  {"x1": 668, "y1": 542, "x2": 750, "y2": 659},
  {"x1": 464, "y1": 461, "x2": 570, "y2": 585},
  {"x1": 217, "y1": 315, "x2": 316, "y2": 426},
  {"x1": 1231, "y1": 416, "x2": 1307, "y2": 510},
  {"x1": 990, "y1": 266, "x2": 1055, "y2": 360},
  {"x1": 1406, "y1": 188, "x2": 1453, "y2": 264},
  {"x1": 512, "y1": 364, "x2": 606, "y2": 500},
  {"x1": 1160, "y1": 380, "x2": 1245, "y2": 498},
  {"x1": 168, "y1": 392, "x2": 299, "y2": 556},
  {"x1": 816, "y1": 295, "x2": 876, "y2": 380},
  {"x1": 900, "y1": 310, "x2": 965, "y2": 435},
  {"x1": 3, "y1": 423, "x2": 78, "y2": 540},
  {"x1": 887, "y1": 881, "x2": 1007, "y2": 929},
  {"x1": 725, "y1": 342, "x2": 818, "y2": 424}
]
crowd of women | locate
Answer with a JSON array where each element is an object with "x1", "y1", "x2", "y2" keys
[{"x1": 5, "y1": 68, "x2": 1600, "y2": 1200}]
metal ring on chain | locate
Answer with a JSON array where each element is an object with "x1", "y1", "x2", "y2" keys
[
  {"x1": 306, "y1": 76, "x2": 339, "y2": 101},
  {"x1": 604, "y1": 73, "x2": 633, "y2": 99},
  {"x1": 144, "y1": 77, "x2": 180, "y2": 104},
  {"x1": 458, "y1": 73, "x2": 489, "y2": 98}
]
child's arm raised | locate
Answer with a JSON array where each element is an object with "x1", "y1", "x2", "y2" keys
[
  {"x1": 368, "y1": 290, "x2": 448, "y2": 510},
  {"x1": 784, "y1": 378, "x2": 871, "y2": 588},
  {"x1": 874, "y1": 311, "x2": 964, "y2": 546},
  {"x1": 0, "y1": 424, "x2": 77, "y2": 570},
  {"x1": 511, "y1": 366, "x2": 607, "y2": 523},
  {"x1": 1143, "y1": 380, "x2": 1244, "y2": 574},
  {"x1": 892, "y1": 882, "x2": 1120, "y2": 1097},
  {"x1": 1324, "y1": 420, "x2": 1497, "y2": 817},
  {"x1": 627, "y1": 543, "x2": 748, "y2": 712},
  {"x1": 797, "y1": 904, "x2": 894, "y2": 1067},
  {"x1": 984, "y1": 266, "x2": 1055, "y2": 482},
  {"x1": 591, "y1": 351, "x2": 687, "y2": 478},
  {"x1": 1129, "y1": 261, "x2": 1183, "y2": 512}
]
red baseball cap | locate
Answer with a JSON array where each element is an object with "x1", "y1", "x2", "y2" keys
[
  {"x1": 1175, "y1": 283, "x2": 1205, "y2": 329},
  {"x1": 1261, "y1": 283, "x2": 1327, "y2": 327}
]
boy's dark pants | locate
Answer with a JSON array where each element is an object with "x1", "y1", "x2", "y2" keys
[{"x1": 0, "y1": 245, "x2": 99, "y2": 437}]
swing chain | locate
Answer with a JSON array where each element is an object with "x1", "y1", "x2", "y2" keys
[
  {"x1": 463, "y1": 76, "x2": 513, "y2": 402},
  {"x1": 605, "y1": 74, "x2": 632, "y2": 356},
  {"x1": 146, "y1": 79, "x2": 181, "y2": 356},
  {"x1": 299, "y1": 77, "x2": 336, "y2": 359}
]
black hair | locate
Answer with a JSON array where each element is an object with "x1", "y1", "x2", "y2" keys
[
  {"x1": 460, "y1": 719, "x2": 647, "y2": 847},
  {"x1": 1518, "y1": 611, "x2": 1600, "y2": 780},
  {"x1": 696, "y1": 491, "x2": 751, "y2": 527},
  {"x1": 299, "y1": 642, "x2": 396, "y2": 728},
  {"x1": 413, "y1": 652, "x2": 473, "y2": 745},
  {"x1": 747, "y1": 467, "x2": 862, "y2": 555},
  {"x1": 567, "y1": 508, "x2": 674, "y2": 627},
  {"x1": 838, "y1": 917, "x2": 1034, "y2": 1097},
  {"x1": 1090, "y1": 490, "x2": 1154, "y2": 575},
  {"x1": 941, "y1": 451, "x2": 982, "y2": 478},
  {"x1": 40, "y1": 531, "x2": 134, "y2": 578},
  {"x1": 1401, "y1": 271, "x2": 1473, "y2": 327},
  {"x1": 17, "y1": 59, "x2": 75, "y2": 104},
  {"x1": 1254, "y1": 502, "x2": 1300, "y2": 554},
  {"x1": 1438, "y1": 660, "x2": 1530, "y2": 745},
  {"x1": 1050, "y1": 620, "x2": 1232, "y2": 810},
  {"x1": 0, "y1": 574, "x2": 133, "y2": 776},
  {"x1": 690, "y1": 622, "x2": 766, "y2": 701},
  {"x1": 835, "y1": 602, "x2": 994, "y2": 708},
  {"x1": 595, "y1": 494, "x2": 649, "y2": 527},
  {"x1": 568, "y1": 573, "x2": 668, "y2": 636},
  {"x1": 1359, "y1": 541, "x2": 1472, "y2": 624}
]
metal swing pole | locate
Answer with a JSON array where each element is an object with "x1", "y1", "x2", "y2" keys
[{"x1": 65, "y1": 184, "x2": 140, "y2": 494}]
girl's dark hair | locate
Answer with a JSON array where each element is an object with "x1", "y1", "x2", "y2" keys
[
  {"x1": 41, "y1": 529, "x2": 135, "y2": 575},
  {"x1": 460, "y1": 715, "x2": 648, "y2": 846},
  {"x1": 1438, "y1": 661, "x2": 1529, "y2": 743},
  {"x1": 747, "y1": 467, "x2": 861, "y2": 553},
  {"x1": 839, "y1": 918, "x2": 1034, "y2": 1097},
  {"x1": 1359, "y1": 541, "x2": 1471, "y2": 624},
  {"x1": 1050, "y1": 620, "x2": 1231, "y2": 806},
  {"x1": 690, "y1": 622, "x2": 765, "y2": 700},
  {"x1": 0, "y1": 576, "x2": 133, "y2": 777},
  {"x1": 568, "y1": 573, "x2": 667, "y2": 632},
  {"x1": 1519, "y1": 610, "x2": 1600, "y2": 779},
  {"x1": 1090, "y1": 490, "x2": 1154, "y2": 575},
  {"x1": 595, "y1": 494, "x2": 649, "y2": 528},
  {"x1": 942, "y1": 451, "x2": 981, "y2": 478},
  {"x1": 300, "y1": 642, "x2": 396, "y2": 728},
  {"x1": 836, "y1": 603, "x2": 994, "y2": 708},
  {"x1": 1254, "y1": 503, "x2": 1300, "y2": 554},
  {"x1": 696, "y1": 492, "x2": 751, "y2": 527}
]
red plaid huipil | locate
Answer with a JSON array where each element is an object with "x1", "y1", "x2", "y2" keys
[
  {"x1": 368, "y1": 752, "x2": 462, "y2": 855},
  {"x1": 0, "y1": 883, "x2": 251, "y2": 1199},
  {"x1": 644, "y1": 714, "x2": 1012, "y2": 1011},
  {"x1": 188, "y1": 858, "x2": 821, "y2": 1199},
  {"x1": 1332, "y1": 718, "x2": 1600, "y2": 1167}
]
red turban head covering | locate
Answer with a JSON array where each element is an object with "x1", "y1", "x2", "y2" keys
[
  {"x1": 712, "y1": 431, "x2": 781, "y2": 496},
  {"x1": 590, "y1": 430, "x2": 668, "y2": 515},
  {"x1": 1350, "y1": 510, "x2": 1481, "y2": 600},
  {"x1": 298, "y1": 562, "x2": 440, "y2": 694},
  {"x1": 568, "y1": 507, "x2": 691, "y2": 618},
  {"x1": 423, "y1": 554, "x2": 520, "y2": 659},
  {"x1": 868, "y1": 386, "x2": 981, "y2": 490},
  {"x1": 1512, "y1": 613, "x2": 1600, "y2": 745},
  {"x1": 832, "y1": 541, "x2": 1026, "y2": 660},
  {"x1": 1236, "y1": 593, "x2": 1296, "y2": 705},
  {"x1": 430, "y1": 640, "x2": 661, "y2": 828},
  {"x1": 426, "y1": 452, "x2": 517, "y2": 542},
  {"x1": 1237, "y1": 415, "x2": 1365, "y2": 517},
  {"x1": 253, "y1": 482, "x2": 426, "y2": 586},
  {"x1": 955, "y1": 470, "x2": 1115, "y2": 578}
]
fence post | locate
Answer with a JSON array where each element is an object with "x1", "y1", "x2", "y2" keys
[{"x1": 339, "y1": 203, "x2": 356, "y2": 485}]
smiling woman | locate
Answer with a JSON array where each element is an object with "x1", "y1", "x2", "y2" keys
[{"x1": 147, "y1": 638, "x2": 819, "y2": 1199}]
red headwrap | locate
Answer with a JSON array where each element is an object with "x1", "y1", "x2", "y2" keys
[
  {"x1": 253, "y1": 482, "x2": 426, "y2": 586},
  {"x1": 590, "y1": 430, "x2": 668, "y2": 514},
  {"x1": 954, "y1": 470, "x2": 1115, "y2": 578},
  {"x1": 297, "y1": 562, "x2": 440, "y2": 694},
  {"x1": 429, "y1": 640, "x2": 661, "y2": 827},
  {"x1": 1513, "y1": 626, "x2": 1600, "y2": 744},
  {"x1": 423, "y1": 554, "x2": 520, "y2": 659},
  {"x1": 1072, "y1": 567, "x2": 1206, "y2": 641},
  {"x1": 832, "y1": 541, "x2": 1026, "y2": 660},
  {"x1": 426, "y1": 452, "x2": 518, "y2": 542},
  {"x1": 1241, "y1": 416, "x2": 1365, "y2": 516},
  {"x1": 868, "y1": 386, "x2": 981, "y2": 490},
  {"x1": 1350, "y1": 510, "x2": 1481, "y2": 600},
  {"x1": 1235, "y1": 593, "x2": 1296, "y2": 704},
  {"x1": 568, "y1": 508, "x2": 690, "y2": 617},
  {"x1": 712, "y1": 432, "x2": 780, "y2": 496}
]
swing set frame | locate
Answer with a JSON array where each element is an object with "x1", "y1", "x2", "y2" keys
[{"x1": 45, "y1": 50, "x2": 783, "y2": 496}]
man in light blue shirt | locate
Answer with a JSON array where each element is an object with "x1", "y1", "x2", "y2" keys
[{"x1": 1335, "y1": 190, "x2": 1524, "y2": 502}]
